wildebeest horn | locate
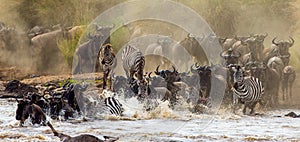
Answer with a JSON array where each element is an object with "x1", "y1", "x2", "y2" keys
[
  {"x1": 220, "y1": 50, "x2": 226, "y2": 58},
  {"x1": 155, "y1": 65, "x2": 160, "y2": 75},
  {"x1": 288, "y1": 36, "x2": 294, "y2": 47},
  {"x1": 263, "y1": 33, "x2": 268, "y2": 37},
  {"x1": 15, "y1": 98, "x2": 20, "y2": 103},
  {"x1": 195, "y1": 62, "x2": 200, "y2": 69},
  {"x1": 190, "y1": 64, "x2": 197, "y2": 73},
  {"x1": 272, "y1": 37, "x2": 278, "y2": 45},
  {"x1": 148, "y1": 72, "x2": 152, "y2": 79},
  {"x1": 227, "y1": 64, "x2": 237, "y2": 68},
  {"x1": 219, "y1": 37, "x2": 227, "y2": 44},
  {"x1": 172, "y1": 66, "x2": 176, "y2": 73}
]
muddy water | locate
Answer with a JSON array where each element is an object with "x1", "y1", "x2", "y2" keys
[{"x1": 0, "y1": 99, "x2": 299, "y2": 142}]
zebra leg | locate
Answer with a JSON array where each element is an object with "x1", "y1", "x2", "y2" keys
[
  {"x1": 249, "y1": 102, "x2": 258, "y2": 115},
  {"x1": 109, "y1": 71, "x2": 114, "y2": 91},
  {"x1": 103, "y1": 68, "x2": 108, "y2": 90},
  {"x1": 232, "y1": 94, "x2": 238, "y2": 114},
  {"x1": 108, "y1": 69, "x2": 112, "y2": 90},
  {"x1": 242, "y1": 103, "x2": 247, "y2": 115}
]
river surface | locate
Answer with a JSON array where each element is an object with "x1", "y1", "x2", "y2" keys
[{"x1": 0, "y1": 98, "x2": 299, "y2": 142}]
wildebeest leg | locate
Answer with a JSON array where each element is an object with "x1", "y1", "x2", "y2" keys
[
  {"x1": 281, "y1": 84, "x2": 285, "y2": 101},
  {"x1": 289, "y1": 83, "x2": 293, "y2": 99}
]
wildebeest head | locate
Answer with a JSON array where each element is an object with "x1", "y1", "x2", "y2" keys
[
  {"x1": 16, "y1": 99, "x2": 31, "y2": 122},
  {"x1": 95, "y1": 24, "x2": 115, "y2": 45},
  {"x1": 253, "y1": 33, "x2": 268, "y2": 43},
  {"x1": 191, "y1": 63, "x2": 212, "y2": 87},
  {"x1": 241, "y1": 37, "x2": 258, "y2": 51},
  {"x1": 272, "y1": 37, "x2": 294, "y2": 55},
  {"x1": 220, "y1": 48, "x2": 241, "y2": 66},
  {"x1": 154, "y1": 65, "x2": 181, "y2": 82}
]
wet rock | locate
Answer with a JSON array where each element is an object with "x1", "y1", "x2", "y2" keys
[{"x1": 284, "y1": 112, "x2": 300, "y2": 118}]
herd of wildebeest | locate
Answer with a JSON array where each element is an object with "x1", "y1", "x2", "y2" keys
[{"x1": 0, "y1": 21, "x2": 298, "y2": 141}]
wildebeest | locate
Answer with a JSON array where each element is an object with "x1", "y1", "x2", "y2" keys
[
  {"x1": 281, "y1": 65, "x2": 296, "y2": 100},
  {"x1": 30, "y1": 27, "x2": 67, "y2": 74},
  {"x1": 220, "y1": 47, "x2": 241, "y2": 66},
  {"x1": 4, "y1": 80, "x2": 38, "y2": 96},
  {"x1": 263, "y1": 37, "x2": 294, "y2": 66},
  {"x1": 16, "y1": 99, "x2": 47, "y2": 126},
  {"x1": 264, "y1": 56, "x2": 284, "y2": 107},
  {"x1": 145, "y1": 36, "x2": 173, "y2": 65},
  {"x1": 234, "y1": 36, "x2": 264, "y2": 63},
  {"x1": 48, "y1": 122, "x2": 119, "y2": 142},
  {"x1": 73, "y1": 25, "x2": 114, "y2": 74},
  {"x1": 176, "y1": 33, "x2": 208, "y2": 66},
  {"x1": 154, "y1": 65, "x2": 181, "y2": 108},
  {"x1": 267, "y1": 56, "x2": 284, "y2": 77},
  {"x1": 190, "y1": 64, "x2": 212, "y2": 99}
]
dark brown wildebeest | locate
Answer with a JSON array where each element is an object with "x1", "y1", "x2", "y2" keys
[
  {"x1": 16, "y1": 99, "x2": 47, "y2": 126},
  {"x1": 4, "y1": 80, "x2": 38, "y2": 97},
  {"x1": 190, "y1": 64, "x2": 212, "y2": 99},
  {"x1": 154, "y1": 65, "x2": 181, "y2": 108},
  {"x1": 48, "y1": 122, "x2": 119, "y2": 142}
]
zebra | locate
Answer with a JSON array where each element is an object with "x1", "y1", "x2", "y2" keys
[
  {"x1": 230, "y1": 65, "x2": 264, "y2": 115},
  {"x1": 99, "y1": 44, "x2": 117, "y2": 90},
  {"x1": 103, "y1": 97, "x2": 123, "y2": 116},
  {"x1": 122, "y1": 45, "x2": 146, "y2": 100}
]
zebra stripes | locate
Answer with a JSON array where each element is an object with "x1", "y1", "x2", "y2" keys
[
  {"x1": 122, "y1": 45, "x2": 145, "y2": 81},
  {"x1": 99, "y1": 44, "x2": 116, "y2": 89},
  {"x1": 232, "y1": 65, "x2": 264, "y2": 114},
  {"x1": 103, "y1": 97, "x2": 123, "y2": 116}
]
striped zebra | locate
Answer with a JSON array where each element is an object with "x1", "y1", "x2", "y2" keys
[
  {"x1": 99, "y1": 44, "x2": 116, "y2": 90},
  {"x1": 122, "y1": 45, "x2": 145, "y2": 80},
  {"x1": 103, "y1": 97, "x2": 123, "y2": 116},
  {"x1": 122, "y1": 45, "x2": 146, "y2": 100},
  {"x1": 231, "y1": 65, "x2": 264, "y2": 115}
]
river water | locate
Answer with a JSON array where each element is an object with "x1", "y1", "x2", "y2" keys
[{"x1": 0, "y1": 98, "x2": 299, "y2": 142}]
